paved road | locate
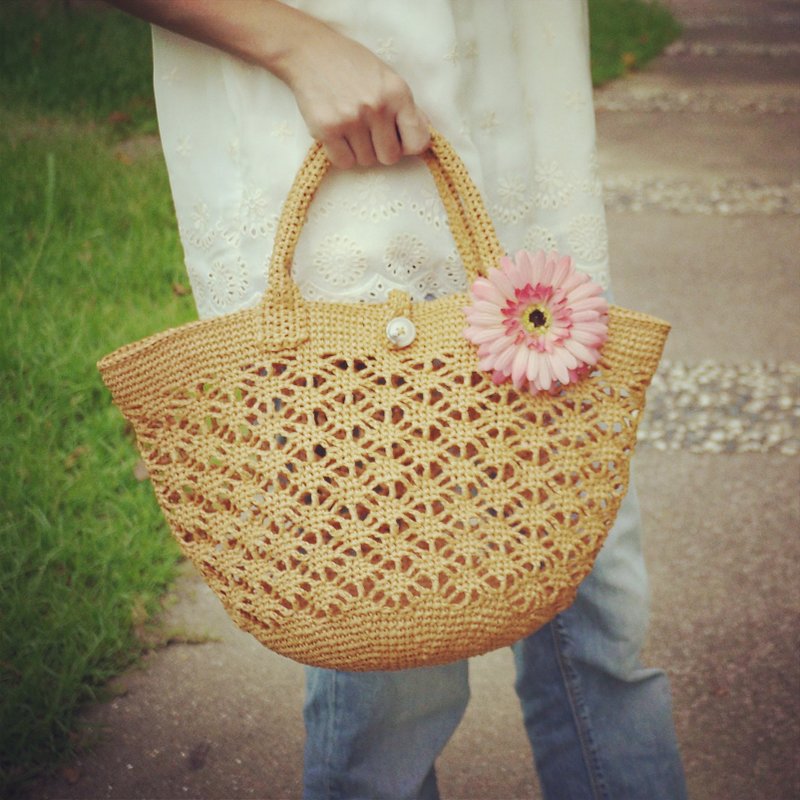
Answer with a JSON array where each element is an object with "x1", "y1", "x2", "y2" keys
[{"x1": 28, "y1": 1, "x2": 799, "y2": 798}]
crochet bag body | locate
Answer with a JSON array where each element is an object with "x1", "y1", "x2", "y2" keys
[{"x1": 98, "y1": 133, "x2": 669, "y2": 671}]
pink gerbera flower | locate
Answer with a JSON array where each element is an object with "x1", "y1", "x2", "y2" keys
[{"x1": 463, "y1": 250, "x2": 609, "y2": 395}]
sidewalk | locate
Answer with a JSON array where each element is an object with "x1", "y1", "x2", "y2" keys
[{"x1": 28, "y1": 2, "x2": 799, "y2": 798}]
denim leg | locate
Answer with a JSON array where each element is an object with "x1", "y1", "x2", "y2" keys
[
  {"x1": 302, "y1": 661, "x2": 469, "y2": 800},
  {"x1": 512, "y1": 483, "x2": 688, "y2": 800}
]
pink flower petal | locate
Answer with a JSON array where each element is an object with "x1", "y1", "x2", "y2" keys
[
  {"x1": 570, "y1": 295, "x2": 608, "y2": 312},
  {"x1": 526, "y1": 349, "x2": 540, "y2": 381},
  {"x1": 536, "y1": 356, "x2": 554, "y2": 392},
  {"x1": 511, "y1": 346, "x2": 530, "y2": 387},
  {"x1": 549, "y1": 326, "x2": 571, "y2": 341},
  {"x1": 540, "y1": 255, "x2": 556, "y2": 287},
  {"x1": 535, "y1": 336, "x2": 554, "y2": 354},
  {"x1": 494, "y1": 344, "x2": 518, "y2": 374},
  {"x1": 467, "y1": 326, "x2": 507, "y2": 345},
  {"x1": 551, "y1": 353, "x2": 571, "y2": 385},
  {"x1": 467, "y1": 299, "x2": 505, "y2": 316},
  {"x1": 560, "y1": 270, "x2": 589, "y2": 294},
  {"x1": 471, "y1": 278, "x2": 507, "y2": 306},
  {"x1": 585, "y1": 347, "x2": 602, "y2": 365},
  {"x1": 498, "y1": 255, "x2": 515, "y2": 272},
  {"x1": 464, "y1": 248, "x2": 607, "y2": 397},
  {"x1": 550, "y1": 255, "x2": 571, "y2": 288},
  {"x1": 571, "y1": 326, "x2": 605, "y2": 346},
  {"x1": 527, "y1": 250, "x2": 546, "y2": 285},
  {"x1": 466, "y1": 310, "x2": 505, "y2": 326},
  {"x1": 563, "y1": 338, "x2": 595, "y2": 364},
  {"x1": 487, "y1": 266, "x2": 516, "y2": 299},
  {"x1": 504, "y1": 255, "x2": 528, "y2": 289},
  {"x1": 569, "y1": 309, "x2": 603, "y2": 323},
  {"x1": 567, "y1": 281, "x2": 604, "y2": 303},
  {"x1": 484, "y1": 334, "x2": 518, "y2": 354},
  {"x1": 479, "y1": 354, "x2": 499, "y2": 372},
  {"x1": 577, "y1": 322, "x2": 609, "y2": 340},
  {"x1": 559, "y1": 348, "x2": 579, "y2": 371}
]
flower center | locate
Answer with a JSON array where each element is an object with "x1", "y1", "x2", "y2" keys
[{"x1": 522, "y1": 303, "x2": 552, "y2": 335}]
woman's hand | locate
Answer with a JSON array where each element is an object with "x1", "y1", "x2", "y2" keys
[
  {"x1": 275, "y1": 24, "x2": 430, "y2": 169},
  {"x1": 105, "y1": 0, "x2": 430, "y2": 168}
]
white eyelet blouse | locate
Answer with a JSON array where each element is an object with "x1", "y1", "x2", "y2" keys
[{"x1": 151, "y1": 0, "x2": 609, "y2": 320}]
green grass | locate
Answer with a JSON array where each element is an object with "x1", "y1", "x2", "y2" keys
[
  {"x1": 590, "y1": 0, "x2": 682, "y2": 85},
  {"x1": 1, "y1": 4, "x2": 193, "y2": 791},
  {"x1": 0, "y1": 0, "x2": 681, "y2": 794},
  {"x1": 0, "y1": 0, "x2": 156, "y2": 133},
  {"x1": 0, "y1": 112, "x2": 196, "y2": 792}
]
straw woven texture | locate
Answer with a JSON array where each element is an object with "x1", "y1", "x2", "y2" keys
[{"x1": 98, "y1": 133, "x2": 669, "y2": 671}]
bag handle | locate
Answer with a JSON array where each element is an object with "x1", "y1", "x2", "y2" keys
[{"x1": 261, "y1": 130, "x2": 504, "y2": 348}]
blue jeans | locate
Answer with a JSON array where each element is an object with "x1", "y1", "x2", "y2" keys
[{"x1": 302, "y1": 484, "x2": 687, "y2": 799}]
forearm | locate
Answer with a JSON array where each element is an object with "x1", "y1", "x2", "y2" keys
[
  {"x1": 104, "y1": 0, "x2": 320, "y2": 81},
  {"x1": 106, "y1": 0, "x2": 430, "y2": 168}
]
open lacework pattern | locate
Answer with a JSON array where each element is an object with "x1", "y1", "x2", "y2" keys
[{"x1": 98, "y1": 135, "x2": 669, "y2": 670}]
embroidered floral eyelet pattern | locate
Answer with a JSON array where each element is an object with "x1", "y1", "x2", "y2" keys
[
  {"x1": 239, "y1": 187, "x2": 272, "y2": 239},
  {"x1": 350, "y1": 172, "x2": 405, "y2": 223},
  {"x1": 312, "y1": 235, "x2": 368, "y2": 289},
  {"x1": 568, "y1": 215, "x2": 609, "y2": 263},
  {"x1": 523, "y1": 225, "x2": 559, "y2": 256},
  {"x1": 533, "y1": 160, "x2": 573, "y2": 209},
  {"x1": 207, "y1": 256, "x2": 251, "y2": 310},
  {"x1": 384, "y1": 233, "x2": 428, "y2": 282}
]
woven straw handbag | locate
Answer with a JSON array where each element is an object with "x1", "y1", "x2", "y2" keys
[{"x1": 98, "y1": 132, "x2": 669, "y2": 671}]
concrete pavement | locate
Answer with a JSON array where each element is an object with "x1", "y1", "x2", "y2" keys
[{"x1": 27, "y1": 1, "x2": 800, "y2": 797}]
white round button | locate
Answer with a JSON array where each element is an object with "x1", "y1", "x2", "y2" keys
[{"x1": 386, "y1": 316, "x2": 416, "y2": 348}]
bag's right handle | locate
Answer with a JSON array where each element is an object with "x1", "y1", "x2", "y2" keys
[{"x1": 421, "y1": 131, "x2": 505, "y2": 279}]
